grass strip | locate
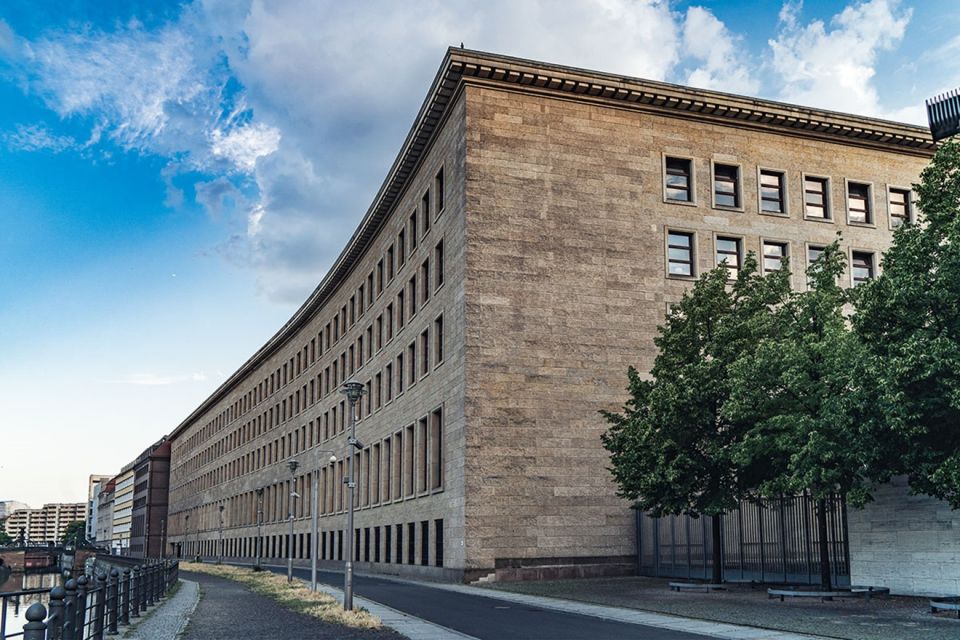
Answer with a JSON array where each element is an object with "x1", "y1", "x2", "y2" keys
[{"x1": 180, "y1": 562, "x2": 381, "y2": 629}]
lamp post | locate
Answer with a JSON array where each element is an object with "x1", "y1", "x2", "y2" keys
[
  {"x1": 184, "y1": 514, "x2": 190, "y2": 560},
  {"x1": 341, "y1": 380, "x2": 366, "y2": 611},
  {"x1": 217, "y1": 505, "x2": 225, "y2": 565},
  {"x1": 254, "y1": 488, "x2": 264, "y2": 571},
  {"x1": 310, "y1": 450, "x2": 338, "y2": 591},
  {"x1": 286, "y1": 459, "x2": 300, "y2": 582}
]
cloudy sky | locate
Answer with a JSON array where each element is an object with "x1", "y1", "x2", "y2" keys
[{"x1": 1, "y1": 0, "x2": 958, "y2": 506}]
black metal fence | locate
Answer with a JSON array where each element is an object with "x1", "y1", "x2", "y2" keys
[
  {"x1": 1, "y1": 560, "x2": 178, "y2": 640},
  {"x1": 637, "y1": 494, "x2": 850, "y2": 585}
]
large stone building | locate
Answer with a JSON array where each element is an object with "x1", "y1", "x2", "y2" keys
[
  {"x1": 4, "y1": 503, "x2": 85, "y2": 545},
  {"x1": 86, "y1": 475, "x2": 112, "y2": 543},
  {"x1": 165, "y1": 49, "x2": 938, "y2": 586},
  {"x1": 129, "y1": 439, "x2": 171, "y2": 558}
]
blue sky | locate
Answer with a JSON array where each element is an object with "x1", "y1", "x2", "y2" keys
[{"x1": 1, "y1": 0, "x2": 958, "y2": 506}]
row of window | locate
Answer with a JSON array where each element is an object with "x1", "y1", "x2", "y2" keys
[
  {"x1": 667, "y1": 230, "x2": 877, "y2": 286},
  {"x1": 170, "y1": 312, "x2": 445, "y2": 500},
  {"x1": 174, "y1": 407, "x2": 443, "y2": 539},
  {"x1": 664, "y1": 156, "x2": 914, "y2": 229},
  {"x1": 181, "y1": 518, "x2": 445, "y2": 568},
  {"x1": 173, "y1": 165, "x2": 446, "y2": 466}
]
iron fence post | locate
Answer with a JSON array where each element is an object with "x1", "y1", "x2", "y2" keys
[
  {"x1": 155, "y1": 563, "x2": 162, "y2": 600},
  {"x1": 22, "y1": 603, "x2": 47, "y2": 640},
  {"x1": 47, "y1": 585, "x2": 65, "y2": 640},
  {"x1": 139, "y1": 566, "x2": 147, "y2": 613},
  {"x1": 107, "y1": 568, "x2": 119, "y2": 635},
  {"x1": 131, "y1": 567, "x2": 141, "y2": 618},
  {"x1": 93, "y1": 573, "x2": 106, "y2": 640},
  {"x1": 75, "y1": 575, "x2": 89, "y2": 636},
  {"x1": 63, "y1": 578, "x2": 77, "y2": 640},
  {"x1": 148, "y1": 564, "x2": 156, "y2": 605},
  {"x1": 120, "y1": 569, "x2": 130, "y2": 626}
]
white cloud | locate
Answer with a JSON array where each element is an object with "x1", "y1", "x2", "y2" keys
[
  {"x1": 4, "y1": 123, "x2": 76, "y2": 152},
  {"x1": 769, "y1": 0, "x2": 912, "y2": 117},
  {"x1": 210, "y1": 122, "x2": 280, "y2": 171},
  {"x1": 682, "y1": 6, "x2": 758, "y2": 95}
]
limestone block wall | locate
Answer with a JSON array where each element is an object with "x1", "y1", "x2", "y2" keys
[{"x1": 848, "y1": 476, "x2": 960, "y2": 596}]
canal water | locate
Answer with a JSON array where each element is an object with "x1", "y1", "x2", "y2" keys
[{"x1": 1, "y1": 572, "x2": 58, "y2": 636}]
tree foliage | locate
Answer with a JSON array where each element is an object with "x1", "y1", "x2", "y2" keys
[
  {"x1": 854, "y1": 139, "x2": 960, "y2": 508},
  {"x1": 61, "y1": 520, "x2": 86, "y2": 546},
  {"x1": 0, "y1": 527, "x2": 12, "y2": 546},
  {"x1": 602, "y1": 256, "x2": 789, "y2": 581}
]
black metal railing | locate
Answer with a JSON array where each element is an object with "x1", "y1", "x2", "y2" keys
[
  {"x1": 637, "y1": 494, "x2": 850, "y2": 586},
  {"x1": 1, "y1": 560, "x2": 178, "y2": 640}
]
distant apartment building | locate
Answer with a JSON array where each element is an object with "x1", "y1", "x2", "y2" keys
[
  {"x1": 112, "y1": 469, "x2": 135, "y2": 554},
  {"x1": 4, "y1": 503, "x2": 85, "y2": 545},
  {"x1": 129, "y1": 439, "x2": 171, "y2": 558},
  {"x1": 95, "y1": 478, "x2": 115, "y2": 550},
  {"x1": 0, "y1": 501, "x2": 30, "y2": 521},
  {"x1": 86, "y1": 475, "x2": 112, "y2": 543}
]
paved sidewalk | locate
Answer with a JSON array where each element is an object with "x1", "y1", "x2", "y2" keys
[
  {"x1": 180, "y1": 571, "x2": 400, "y2": 640},
  {"x1": 123, "y1": 579, "x2": 199, "y2": 639}
]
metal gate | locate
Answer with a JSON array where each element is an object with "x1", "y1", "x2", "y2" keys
[{"x1": 637, "y1": 494, "x2": 850, "y2": 585}]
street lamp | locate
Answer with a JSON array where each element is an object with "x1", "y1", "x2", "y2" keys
[
  {"x1": 184, "y1": 514, "x2": 190, "y2": 561},
  {"x1": 341, "y1": 379, "x2": 366, "y2": 611},
  {"x1": 217, "y1": 505, "x2": 225, "y2": 565},
  {"x1": 310, "y1": 450, "x2": 338, "y2": 591},
  {"x1": 254, "y1": 488, "x2": 264, "y2": 571},
  {"x1": 286, "y1": 458, "x2": 300, "y2": 582}
]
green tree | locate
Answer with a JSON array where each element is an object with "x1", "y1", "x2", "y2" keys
[
  {"x1": 854, "y1": 139, "x2": 960, "y2": 507},
  {"x1": 0, "y1": 528, "x2": 12, "y2": 546},
  {"x1": 724, "y1": 242, "x2": 879, "y2": 590},
  {"x1": 602, "y1": 255, "x2": 789, "y2": 584},
  {"x1": 61, "y1": 520, "x2": 86, "y2": 546}
]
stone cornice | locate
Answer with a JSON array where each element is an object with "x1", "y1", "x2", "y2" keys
[{"x1": 168, "y1": 48, "x2": 934, "y2": 445}]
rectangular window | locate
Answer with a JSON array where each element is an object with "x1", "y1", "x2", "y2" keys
[
  {"x1": 418, "y1": 417, "x2": 428, "y2": 493},
  {"x1": 434, "y1": 240, "x2": 444, "y2": 289},
  {"x1": 392, "y1": 432, "x2": 402, "y2": 500},
  {"x1": 385, "y1": 524, "x2": 392, "y2": 563},
  {"x1": 367, "y1": 272, "x2": 374, "y2": 306},
  {"x1": 386, "y1": 303, "x2": 394, "y2": 342},
  {"x1": 375, "y1": 372, "x2": 382, "y2": 410},
  {"x1": 420, "y1": 329, "x2": 430, "y2": 377},
  {"x1": 807, "y1": 245, "x2": 824, "y2": 266},
  {"x1": 408, "y1": 341, "x2": 417, "y2": 387},
  {"x1": 665, "y1": 157, "x2": 692, "y2": 202},
  {"x1": 397, "y1": 290, "x2": 406, "y2": 329},
  {"x1": 760, "y1": 169, "x2": 786, "y2": 214},
  {"x1": 383, "y1": 438, "x2": 392, "y2": 502},
  {"x1": 398, "y1": 229, "x2": 406, "y2": 266},
  {"x1": 713, "y1": 164, "x2": 740, "y2": 208},
  {"x1": 420, "y1": 259, "x2": 430, "y2": 304},
  {"x1": 395, "y1": 524, "x2": 403, "y2": 564},
  {"x1": 358, "y1": 285, "x2": 365, "y2": 317},
  {"x1": 434, "y1": 315, "x2": 444, "y2": 365},
  {"x1": 434, "y1": 519, "x2": 443, "y2": 567},
  {"x1": 407, "y1": 522, "x2": 416, "y2": 565},
  {"x1": 435, "y1": 167, "x2": 444, "y2": 215},
  {"x1": 422, "y1": 190, "x2": 431, "y2": 236},
  {"x1": 667, "y1": 231, "x2": 694, "y2": 277},
  {"x1": 376, "y1": 315, "x2": 383, "y2": 351},
  {"x1": 387, "y1": 244, "x2": 395, "y2": 281},
  {"x1": 889, "y1": 188, "x2": 911, "y2": 228},
  {"x1": 804, "y1": 176, "x2": 830, "y2": 219},
  {"x1": 430, "y1": 408, "x2": 442, "y2": 490},
  {"x1": 349, "y1": 295, "x2": 356, "y2": 326},
  {"x1": 408, "y1": 276, "x2": 418, "y2": 317},
  {"x1": 420, "y1": 520, "x2": 429, "y2": 566},
  {"x1": 377, "y1": 259, "x2": 384, "y2": 296},
  {"x1": 405, "y1": 424, "x2": 415, "y2": 497},
  {"x1": 396, "y1": 352, "x2": 405, "y2": 394},
  {"x1": 409, "y1": 211, "x2": 418, "y2": 250},
  {"x1": 852, "y1": 251, "x2": 875, "y2": 286},
  {"x1": 762, "y1": 241, "x2": 788, "y2": 274},
  {"x1": 716, "y1": 236, "x2": 742, "y2": 279},
  {"x1": 385, "y1": 363, "x2": 393, "y2": 402},
  {"x1": 848, "y1": 182, "x2": 872, "y2": 224}
]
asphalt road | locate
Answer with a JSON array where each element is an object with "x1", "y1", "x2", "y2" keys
[{"x1": 267, "y1": 565, "x2": 714, "y2": 640}]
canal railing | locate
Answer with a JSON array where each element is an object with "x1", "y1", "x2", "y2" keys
[{"x1": 1, "y1": 559, "x2": 178, "y2": 640}]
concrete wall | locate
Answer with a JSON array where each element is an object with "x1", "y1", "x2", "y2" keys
[{"x1": 848, "y1": 476, "x2": 960, "y2": 596}]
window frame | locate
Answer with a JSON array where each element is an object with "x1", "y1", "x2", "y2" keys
[
  {"x1": 886, "y1": 185, "x2": 914, "y2": 230},
  {"x1": 662, "y1": 154, "x2": 697, "y2": 206},
  {"x1": 714, "y1": 233, "x2": 744, "y2": 280},
  {"x1": 801, "y1": 173, "x2": 833, "y2": 222},
  {"x1": 845, "y1": 179, "x2": 875, "y2": 227},
  {"x1": 710, "y1": 160, "x2": 743, "y2": 211},
  {"x1": 760, "y1": 237, "x2": 790, "y2": 276},
  {"x1": 665, "y1": 228, "x2": 697, "y2": 279},
  {"x1": 757, "y1": 167, "x2": 789, "y2": 217},
  {"x1": 849, "y1": 248, "x2": 877, "y2": 287},
  {"x1": 804, "y1": 242, "x2": 827, "y2": 290}
]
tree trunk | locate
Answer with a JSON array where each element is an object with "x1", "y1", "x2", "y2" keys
[
  {"x1": 816, "y1": 498, "x2": 833, "y2": 591},
  {"x1": 711, "y1": 514, "x2": 723, "y2": 584}
]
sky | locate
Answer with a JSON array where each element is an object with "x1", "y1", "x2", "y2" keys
[{"x1": 1, "y1": 0, "x2": 958, "y2": 507}]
